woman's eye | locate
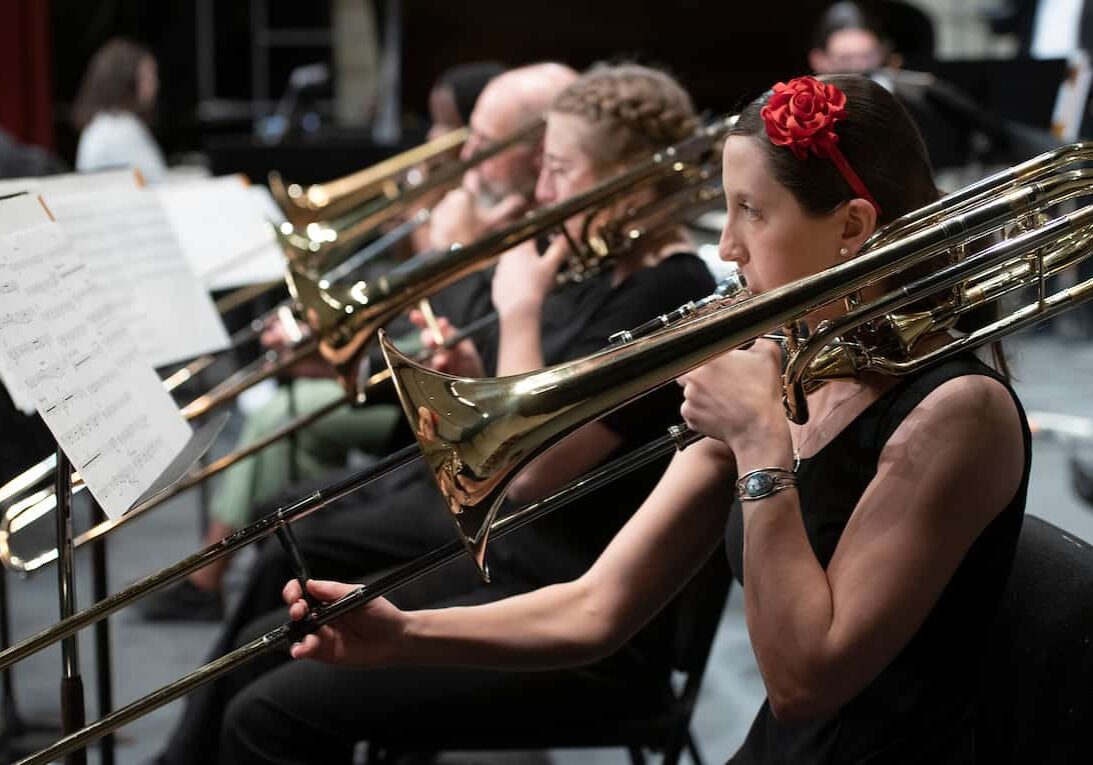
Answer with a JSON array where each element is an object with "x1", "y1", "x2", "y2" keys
[{"x1": 738, "y1": 202, "x2": 760, "y2": 220}]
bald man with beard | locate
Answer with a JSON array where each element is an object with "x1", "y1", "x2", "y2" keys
[
  {"x1": 427, "y1": 63, "x2": 579, "y2": 247},
  {"x1": 153, "y1": 63, "x2": 580, "y2": 765}
]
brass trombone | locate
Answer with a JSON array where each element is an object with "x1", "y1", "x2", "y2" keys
[
  {"x1": 0, "y1": 127, "x2": 729, "y2": 574},
  {"x1": 277, "y1": 121, "x2": 544, "y2": 276},
  {"x1": 166, "y1": 120, "x2": 546, "y2": 406},
  {"x1": 288, "y1": 118, "x2": 736, "y2": 392},
  {"x1": 269, "y1": 127, "x2": 470, "y2": 227},
  {"x1": 0, "y1": 121, "x2": 550, "y2": 531},
  {"x1": 0, "y1": 176, "x2": 725, "y2": 574},
  {"x1": 14, "y1": 140, "x2": 1093, "y2": 764}
]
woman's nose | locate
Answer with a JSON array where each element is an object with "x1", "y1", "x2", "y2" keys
[{"x1": 718, "y1": 227, "x2": 746, "y2": 266}]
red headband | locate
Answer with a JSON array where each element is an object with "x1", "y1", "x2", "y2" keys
[{"x1": 759, "y1": 76, "x2": 882, "y2": 217}]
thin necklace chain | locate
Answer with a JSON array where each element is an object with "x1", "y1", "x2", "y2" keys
[{"x1": 792, "y1": 383, "x2": 872, "y2": 470}]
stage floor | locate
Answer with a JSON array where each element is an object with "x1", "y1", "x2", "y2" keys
[{"x1": 4, "y1": 330, "x2": 1092, "y2": 765}]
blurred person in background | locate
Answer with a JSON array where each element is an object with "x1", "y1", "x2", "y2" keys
[
  {"x1": 73, "y1": 37, "x2": 167, "y2": 182},
  {"x1": 809, "y1": 1, "x2": 900, "y2": 76},
  {"x1": 0, "y1": 127, "x2": 66, "y2": 178}
]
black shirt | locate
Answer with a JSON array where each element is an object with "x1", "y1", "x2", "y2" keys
[
  {"x1": 725, "y1": 354, "x2": 1030, "y2": 765},
  {"x1": 484, "y1": 252, "x2": 717, "y2": 585}
]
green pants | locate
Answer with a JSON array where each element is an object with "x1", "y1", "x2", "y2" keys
[{"x1": 210, "y1": 378, "x2": 403, "y2": 528}]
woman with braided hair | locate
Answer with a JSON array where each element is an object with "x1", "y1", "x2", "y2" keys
[
  {"x1": 286, "y1": 74, "x2": 1031, "y2": 764},
  {"x1": 156, "y1": 63, "x2": 718, "y2": 764}
]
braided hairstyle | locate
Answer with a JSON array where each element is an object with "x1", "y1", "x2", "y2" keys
[{"x1": 551, "y1": 64, "x2": 698, "y2": 173}]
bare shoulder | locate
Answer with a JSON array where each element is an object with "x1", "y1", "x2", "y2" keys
[
  {"x1": 879, "y1": 372, "x2": 1025, "y2": 524},
  {"x1": 899, "y1": 373, "x2": 1023, "y2": 441}
]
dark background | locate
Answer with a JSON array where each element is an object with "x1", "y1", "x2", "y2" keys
[{"x1": 42, "y1": 0, "x2": 839, "y2": 165}]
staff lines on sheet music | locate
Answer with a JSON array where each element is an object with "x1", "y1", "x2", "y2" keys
[
  {"x1": 114, "y1": 413, "x2": 151, "y2": 445},
  {"x1": 6, "y1": 335, "x2": 50, "y2": 363},
  {"x1": 59, "y1": 411, "x2": 102, "y2": 445},
  {"x1": 0, "y1": 308, "x2": 34, "y2": 330},
  {"x1": 129, "y1": 436, "x2": 166, "y2": 471},
  {"x1": 39, "y1": 301, "x2": 73, "y2": 323},
  {"x1": 25, "y1": 360, "x2": 66, "y2": 387},
  {"x1": 99, "y1": 389, "x2": 133, "y2": 419}
]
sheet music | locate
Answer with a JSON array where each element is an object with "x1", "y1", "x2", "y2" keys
[
  {"x1": 0, "y1": 195, "x2": 191, "y2": 518},
  {"x1": 0, "y1": 229, "x2": 37, "y2": 415},
  {"x1": 43, "y1": 187, "x2": 230, "y2": 368},
  {"x1": 0, "y1": 168, "x2": 140, "y2": 199},
  {"x1": 158, "y1": 176, "x2": 288, "y2": 290}
]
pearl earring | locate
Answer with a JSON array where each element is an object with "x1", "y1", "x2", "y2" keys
[{"x1": 839, "y1": 246, "x2": 849, "y2": 257}]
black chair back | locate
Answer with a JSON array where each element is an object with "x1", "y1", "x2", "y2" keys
[{"x1": 976, "y1": 515, "x2": 1093, "y2": 764}]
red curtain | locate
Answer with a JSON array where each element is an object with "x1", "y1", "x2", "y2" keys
[{"x1": 0, "y1": 0, "x2": 53, "y2": 149}]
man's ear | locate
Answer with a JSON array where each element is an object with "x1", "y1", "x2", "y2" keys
[{"x1": 808, "y1": 49, "x2": 828, "y2": 75}]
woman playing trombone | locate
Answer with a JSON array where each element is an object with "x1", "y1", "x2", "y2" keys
[{"x1": 285, "y1": 74, "x2": 1030, "y2": 764}]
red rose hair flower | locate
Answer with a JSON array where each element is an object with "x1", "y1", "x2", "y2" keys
[{"x1": 760, "y1": 76, "x2": 882, "y2": 216}]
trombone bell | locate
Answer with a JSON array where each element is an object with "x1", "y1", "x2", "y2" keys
[{"x1": 380, "y1": 331, "x2": 523, "y2": 579}]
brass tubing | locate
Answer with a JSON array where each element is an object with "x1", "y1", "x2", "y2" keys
[
  {"x1": 782, "y1": 203, "x2": 1093, "y2": 405},
  {"x1": 0, "y1": 443, "x2": 422, "y2": 674},
  {"x1": 178, "y1": 337, "x2": 319, "y2": 420},
  {"x1": 270, "y1": 127, "x2": 469, "y2": 226},
  {"x1": 14, "y1": 425, "x2": 703, "y2": 765},
  {"x1": 0, "y1": 178, "x2": 721, "y2": 574},
  {"x1": 280, "y1": 121, "x2": 543, "y2": 273},
  {"x1": 213, "y1": 280, "x2": 283, "y2": 314}
]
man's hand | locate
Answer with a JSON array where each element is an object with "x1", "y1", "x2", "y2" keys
[
  {"x1": 408, "y1": 309, "x2": 486, "y2": 377},
  {"x1": 429, "y1": 188, "x2": 527, "y2": 250},
  {"x1": 261, "y1": 318, "x2": 332, "y2": 379}
]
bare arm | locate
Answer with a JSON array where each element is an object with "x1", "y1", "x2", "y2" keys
[
  {"x1": 735, "y1": 375, "x2": 1024, "y2": 723},
  {"x1": 288, "y1": 437, "x2": 736, "y2": 669}
]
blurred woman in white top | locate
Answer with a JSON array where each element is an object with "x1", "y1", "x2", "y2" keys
[{"x1": 73, "y1": 38, "x2": 167, "y2": 183}]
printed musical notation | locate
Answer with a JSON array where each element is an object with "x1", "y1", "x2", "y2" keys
[
  {"x1": 0, "y1": 309, "x2": 34, "y2": 330},
  {"x1": 0, "y1": 194, "x2": 191, "y2": 518},
  {"x1": 44, "y1": 187, "x2": 229, "y2": 368}
]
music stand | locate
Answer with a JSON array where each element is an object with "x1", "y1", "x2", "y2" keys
[{"x1": 891, "y1": 58, "x2": 1068, "y2": 170}]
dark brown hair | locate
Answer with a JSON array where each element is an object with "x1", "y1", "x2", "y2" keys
[
  {"x1": 730, "y1": 74, "x2": 937, "y2": 225},
  {"x1": 812, "y1": 1, "x2": 890, "y2": 52},
  {"x1": 72, "y1": 38, "x2": 154, "y2": 130},
  {"x1": 731, "y1": 74, "x2": 1009, "y2": 375}
]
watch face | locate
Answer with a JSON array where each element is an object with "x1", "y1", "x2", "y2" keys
[{"x1": 744, "y1": 472, "x2": 774, "y2": 496}]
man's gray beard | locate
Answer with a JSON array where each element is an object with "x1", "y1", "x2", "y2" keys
[{"x1": 475, "y1": 186, "x2": 504, "y2": 210}]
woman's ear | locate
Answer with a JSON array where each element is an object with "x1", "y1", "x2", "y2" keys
[
  {"x1": 840, "y1": 198, "x2": 877, "y2": 255},
  {"x1": 808, "y1": 49, "x2": 828, "y2": 74}
]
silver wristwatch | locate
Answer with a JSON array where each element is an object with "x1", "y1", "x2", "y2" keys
[{"x1": 735, "y1": 467, "x2": 798, "y2": 502}]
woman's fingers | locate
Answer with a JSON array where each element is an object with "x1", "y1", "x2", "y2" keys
[
  {"x1": 290, "y1": 633, "x2": 322, "y2": 660},
  {"x1": 291, "y1": 626, "x2": 346, "y2": 663},
  {"x1": 305, "y1": 579, "x2": 356, "y2": 601}
]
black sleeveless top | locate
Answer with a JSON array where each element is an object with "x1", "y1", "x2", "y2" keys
[{"x1": 725, "y1": 354, "x2": 1031, "y2": 765}]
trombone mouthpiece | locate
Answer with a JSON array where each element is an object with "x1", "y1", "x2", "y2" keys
[{"x1": 608, "y1": 270, "x2": 750, "y2": 346}]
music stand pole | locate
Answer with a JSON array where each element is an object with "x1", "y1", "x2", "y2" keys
[
  {"x1": 89, "y1": 499, "x2": 114, "y2": 765},
  {"x1": 54, "y1": 448, "x2": 86, "y2": 765}
]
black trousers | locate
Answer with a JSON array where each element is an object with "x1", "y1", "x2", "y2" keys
[
  {"x1": 159, "y1": 462, "x2": 671, "y2": 765},
  {"x1": 219, "y1": 614, "x2": 668, "y2": 765}
]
